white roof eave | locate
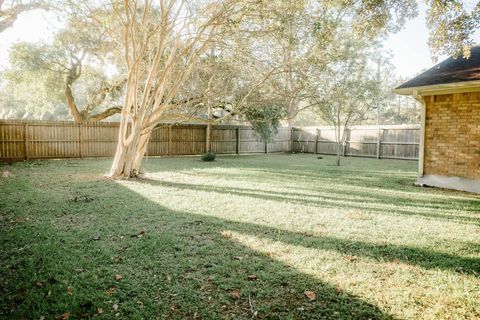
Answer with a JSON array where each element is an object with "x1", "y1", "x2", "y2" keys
[{"x1": 394, "y1": 80, "x2": 480, "y2": 96}]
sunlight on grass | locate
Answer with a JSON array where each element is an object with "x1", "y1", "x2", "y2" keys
[
  {"x1": 141, "y1": 169, "x2": 479, "y2": 221},
  {"x1": 228, "y1": 231, "x2": 480, "y2": 320},
  {"x1": 118, "y1": 167, "x2": 479, "y2": 249}
]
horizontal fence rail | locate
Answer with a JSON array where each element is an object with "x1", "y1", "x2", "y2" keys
[{"x1": 0, "y1": 120, "x2": 419, "y2": 161}]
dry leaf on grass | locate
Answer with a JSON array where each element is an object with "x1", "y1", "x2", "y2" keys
[
  {"x1": 55, "y1": 312, "x2": 70, "y2": 320},
  {"x1": 345, "y1": 255, "x2": 357, "y2": 262},
  {"x1": 106, "y1": 286, "x2": 117, "y2": 296},
  {"x1": 304, "y1": 290, "x2": 316, "y2": 301},
  {"x1": 221, "y1": 230, "x2": 232, "y2": 239},
  {"x1": 247, "y1": 275, "x2": 257, "y2": 281},
  {"x1": 231, "y1": 290, "x2": 241, "y2": 300},
  {"x1": 131, "y1": 230, "x2": 145, "y2": 238},
  {"x1": 114, "y1": 274, "x2": 123, "y2": 281}
]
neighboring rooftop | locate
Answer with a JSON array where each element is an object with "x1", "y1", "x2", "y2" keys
[{"x1": 396, "y1": 45, "x2": 480, "y2": 90}]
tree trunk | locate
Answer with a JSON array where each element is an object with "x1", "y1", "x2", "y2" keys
[
  {"x1": 109, "y1": 124, "x2": 151, "y2": 179},
  {"x1": 336, "y1": 142, "x2": 342, "y2": 166},
  {"x1": 132, "y1": 132, "x2": 151, "y2": 173},
  {"x1": 64, "y1": 68, "x2": 122, "y2": 123},
  {"x1": 65, "y1": 80, "x2": 85, "y2": 123},
  {"x1": 335, "y1": 122, "x2": 342, "y2": 166},
  {"x1": 287, "y1": 98, "x2": 297, "y2": 127}
]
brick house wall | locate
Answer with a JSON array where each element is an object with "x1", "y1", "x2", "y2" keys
[{"x1": 423, "y1": 92, "x2": 480, "y2": 180}]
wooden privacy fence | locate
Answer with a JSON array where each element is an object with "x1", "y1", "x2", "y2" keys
[
  {"x1": 292, "y1": 125, "x2": 420, "y2": 160},
  {"x1": 0, "y1": 120, "x2": 291, "y2": 160},
  {"x1": 0, "y1": 120, "x2": 419, "y2": 160}
]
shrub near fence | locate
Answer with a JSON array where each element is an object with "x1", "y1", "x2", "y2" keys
[{"x1": 0, "y1": 120, "x2": 419, "y2": 161}]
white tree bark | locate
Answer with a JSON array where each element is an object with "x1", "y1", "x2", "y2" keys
[{"x1": 108, "y1": 0, "x2": 241, "y2": 178}]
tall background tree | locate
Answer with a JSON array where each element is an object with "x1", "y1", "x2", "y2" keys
[
  {"x1": 309, "y1": 39, "x2": 380, "y2": 166},
  {"x1": 426, "y1": 0, "x2": 480, "y2": 60},
  {"x1": 1, "y1": 16, "x2": 125, "y2": 122}
]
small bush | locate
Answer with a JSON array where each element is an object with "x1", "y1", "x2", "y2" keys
[{"x1": 201, "y1": 151, "x2": 216, "y2": 162}]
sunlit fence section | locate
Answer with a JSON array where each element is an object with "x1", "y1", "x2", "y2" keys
[{"x1": 292, "y1": 125, "x2": 420, "y2": 160}]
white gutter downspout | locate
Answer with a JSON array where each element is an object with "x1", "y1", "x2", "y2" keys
[{"x1": 413, "y1": 90, "x2": 426, "y2": 177}]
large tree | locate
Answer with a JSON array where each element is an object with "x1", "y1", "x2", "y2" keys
[
  {"x1": 3, "y1": 17, "x2": 125, "y2": 122},
  {"x1": 104, "y1": 0, "x2": 250, "y2": 178}
]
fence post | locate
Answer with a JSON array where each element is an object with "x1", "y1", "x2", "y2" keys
[
  {"x1": 168, "y1": 125, "x2": 172, "y2": 155},
  {"x1": 265, "y1": 140, "x2": 268, "y2": 154},
  {"x1": 376, "y1": 126, "x2": 382, "y2": 159},
  {"x1": 236, "y1": 127, "x2": 240, "y2": 155},
  {"x1": 314, "y1": 128, "x2": 319, "y2": 154},
  {"x1": 205, "y1": 123, "x2": 211, "y2": 152},
  {"x1": 24, "y1": 123, "x2": 29, "y2": 160},
  {"x1": 290, "y1": 127, "x2": 295, "y2": 153},
  {"x1": 78, "y1": 124, "x2": 83, "y2": 158}
]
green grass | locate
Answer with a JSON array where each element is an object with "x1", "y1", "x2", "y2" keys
[{"x1": 0, "y1": 154, "x2": 479, "y2": 319}]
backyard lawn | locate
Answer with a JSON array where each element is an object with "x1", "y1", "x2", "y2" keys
[{"x1": 0, "y1": 154, "x2": 479, "y2": 319}]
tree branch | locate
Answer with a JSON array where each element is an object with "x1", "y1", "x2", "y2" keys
[
  {"x1": 64, "y1": 67, "x2": 84, "y2": 122},
  {"x1": 87, "y1": 106, "x2": 123, "y2": 122}
]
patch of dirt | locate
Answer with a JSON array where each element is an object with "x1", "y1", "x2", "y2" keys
[
  {"x1": 69, "y1": 194, "x2": 95, "y2": 203},
  {"x1": 1, "y1": 170, "x2": 15, "y2": 178}
]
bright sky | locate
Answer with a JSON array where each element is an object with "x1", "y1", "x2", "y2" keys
[
  {"x1": 383, "y1": 3, "x2": 432, "y2": 78},
  {"x1": 0, "y1": 9, "x2": 62, "y2": 68},
  {"x1": 0, "y1": 5, "x2": 479, "y2": 79}
]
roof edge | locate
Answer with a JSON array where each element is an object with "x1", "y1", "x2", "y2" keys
[{"x1": 394, "y1": 80, "x2": 480, "y2": 96}]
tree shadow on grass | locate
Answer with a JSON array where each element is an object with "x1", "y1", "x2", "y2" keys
[
  {"x1": 204, "y1": 167, "x2": 480, "y2": 208},
  {"x1": 143, "y1": 155, "x2": 479, "y2": 213},
  {"x1": 1, "y1": 178, "x2": 395, "y2": 320}
]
